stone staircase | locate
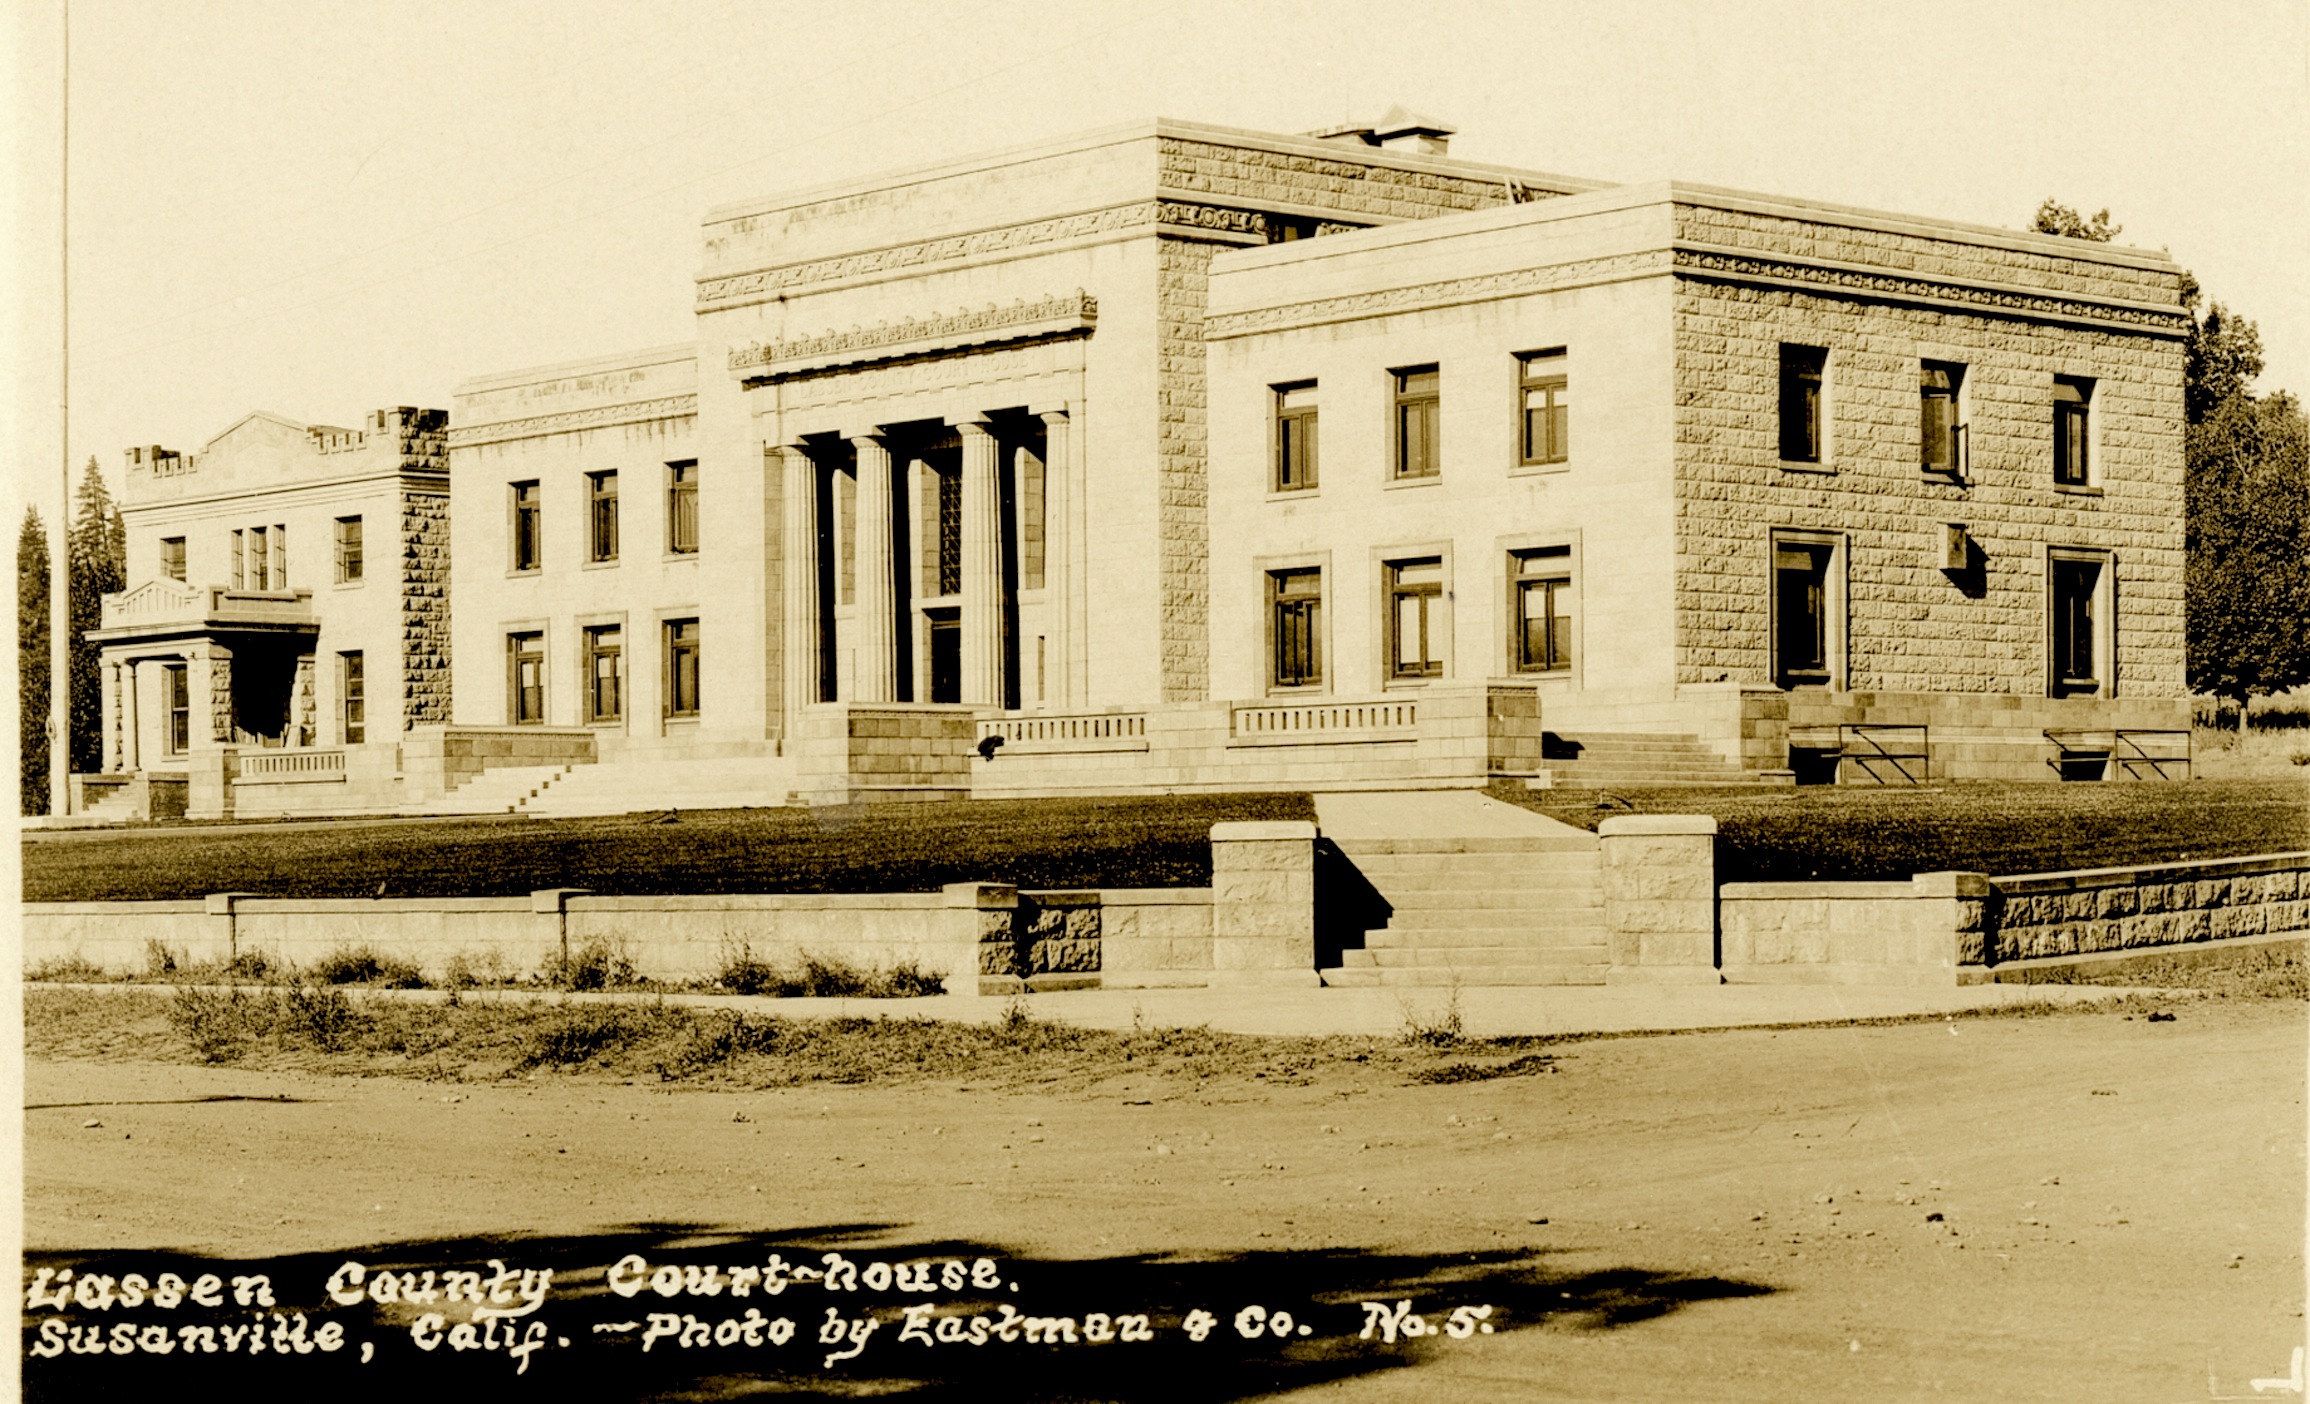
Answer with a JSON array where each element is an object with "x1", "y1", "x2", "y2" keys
[
  {"x1": 1311, "y1": 791, "x2": 1610, "y2": 988},
  {"x1": 1533, "y1": 731, "x2": 1787, "y2": 789},
  {"x1": 416, "y1": 764, "x2": 575, "y2": 815},
  {"x1": 515, "y1": 754, "x2": 798, "y2": 817}
]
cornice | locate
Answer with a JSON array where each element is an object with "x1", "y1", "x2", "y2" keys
[
  {"x1": 1203, "y1": 244, "x2": 2190, "y2": 340},
  {"x1": 697, "y1": 201, "x2": 1279, "y2": 313},
  {"x1": 730, "y1": 292, "x2": 1098, "y2": 383},
  {"x1": 446, "y1": 394, "x2": 700, "y2": 449}
]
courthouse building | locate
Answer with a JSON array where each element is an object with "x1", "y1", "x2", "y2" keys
[{"x1": 86, "y1": 112, "x2": 2194, "y2": 819}]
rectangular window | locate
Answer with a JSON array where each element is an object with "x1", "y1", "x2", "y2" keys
[
  {"x1": 272, "y1": 523, "x2": 287, "y2": 587},
  {"x1": 1386, "y1": 558, "x2": 1445, "y2": 679},
  {"x1": 1519, "y1": 350, "x2": 1569, "y2": 465},
  {"x1": 1021, "y1": 443, "x2": 1046, "y2": 590},
  {"x1": 1270, "y1": 568, "x2": 1323, "y2": 688},
  {"x1": 162, "y1": 664, "x2": 190, "y2": 755},
  {"x1": 231, "y1": 529, "x2": 244, "y2": 588},
  {"x1": 1512, "y1": 547, "x2": 1574, "y2": 672},
  {"x1": 936, "y1": 468, "x2": 963, "y2": 596},
  {"x1": 583, "y1": 625, "x2": 623, "y2": 723},
  {"x1": 1921, "y1": 361, "x2": 1967, "y2": 476},
  {"x1": 664, "y1": 619, "x2": 701, "y2": 718},
  {"x1": 339, "y1": 651, "x2": 366, "y2": 744},
  {"x1": 1393, "y1": 367, "x2": 1440, "y2": 479},
  {"x1": 2049, "y1": 553, "x2": 2106, "y2": 695},
  {"x1": 2054, "y1": 376, "x2": 2094, "y2": 486},
  {"x1": 511, "y1": 482, "x2": 542, "y2": 572},
  {"x1": 836, "y1": 469, "x2": 856, "y2": 606},
  {"x1": 666, "y1": 462, "x2": 698, "y2": 555},
  {"x1": 1779, "y1": 344, "x2": 1829, "y2": 464},
  {"x1": 587, "y1": 472, "x2": 619, "y2": 562},
  {"x1": 1274, "y1": 383, "x2": 1318, "y2": 491},
  {"x1": 334, "y1": 517, "x2": 363, "y2": 583},
  {"x1": 508, "y1": 632, "x2": 545, "y2": 724},
  {"x1": 160, "y1": 537, "x2": 186, "y2": 582},
  {"x1": 249, "y1": 526, "x2": 269, "y2": 589},
  {"x1": 1772, "y1": 539, "x2": 1836, "y2": 688}
]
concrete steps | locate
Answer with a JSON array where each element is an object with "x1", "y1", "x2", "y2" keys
[
  {"x1": 419, "y1": 764, "x2": 575, "y2": 815},
  {"x1": 516, "y1": 754, "x2": 799, "y2": 817},
  {"x1": 1311, "y1": 794, "x2": 1610, "y2": 989},
  {"x1": 1534, "y1": 730, "x2": 1787, "y2": 788}
]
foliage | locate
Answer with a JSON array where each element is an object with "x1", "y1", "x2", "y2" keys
[
  {"x1": 712, "y1": 944, "x2": 945, "y2": 998},
  {"x1": 541, "y1": 937, "x2": 644, "y2": 992},
  {"x1": 310, "y1": 944, "x2": 429, "y2": 988},
  {"x1": 2030, "y1": 199, "x2": 2120, "y2": 242},
  {"x1": 67, "y1": 457, "x2": 127, "y2": 776},
  {"x1": 2187, "y1": 394, "x2": 2310, "y2": 707},
  {"x1": 19, "y1": 507, "x2": 50, "y2": 815}
]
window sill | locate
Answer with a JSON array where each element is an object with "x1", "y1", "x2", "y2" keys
[
  {"x1": 1264, "y1": 487, "x2": 1319, "y2": 503},
  {"x1": 1509, "y1": 461, "x2": 1570, "y2": 480},
  {"x1": 585, "y1": 718, "x2": 624, "y2": 729},
  {"x1": 1776, "y1": 461, "x2": 1837, "y2": 476},
  {"x1": 2053, "y1": 483, "x2": 2104, "y2": 498},
  {"x1": 662, "y1": 715, "x2": 701, "y2": 729},
  {"x1": 332, "y1": 579, "x2": 366, "y2": 590},
  {"x1": 506, "y1": 568, "x2": 543, "y2": 580},
  {"x1": 663, "y1": 551, "x2": 701, "y2": 563},
  {"x1": 1920, "y1": 470, "x2": 1971, "y2": 488},
  {"x1": 584, "y1": 558, "x2": 621, "y2": 571},
  {"x1": 1384, "y1": 475, "x2": 1442, "y2": 492},
  {"x1": 1384, "y1": 676, "x2": 1442, "y2": 690},
  {"x1": 1264, "y1": 684, "x2": 1328, "y2": 697}
]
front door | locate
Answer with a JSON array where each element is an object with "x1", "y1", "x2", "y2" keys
[{"x1": 927, "y1": 613, "x2": 961, "y2": 704}]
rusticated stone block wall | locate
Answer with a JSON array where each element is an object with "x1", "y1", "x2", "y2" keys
[
  {"x1": 1669, "y1": 209, "x2": 2187, "y2": 697},
  {"x1": 399, "y1": 490, "x2": 451, "y2": 726},
  {"x1": 1989, "y1": 855, "x2": 2310, "y2": 963}
]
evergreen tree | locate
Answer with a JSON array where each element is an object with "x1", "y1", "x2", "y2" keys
[
  {"x1": 19, "y1": 507, "x2": 51, "y2": 815},
  {"x1": 67, "y1": 456, "x2": 127, "y2": 776}
]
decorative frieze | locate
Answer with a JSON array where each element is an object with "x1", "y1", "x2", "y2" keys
[
  {"x1": 1670, "y1": 248, "x2": 2191, "y2": 336},
  {"x1": 729, "y1": 292, "x2": 1098, "y2": 382},
  {"x1": 445, "y1": 395, "x2": 699, "y2": 449}
]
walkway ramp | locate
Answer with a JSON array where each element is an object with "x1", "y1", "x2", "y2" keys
[{"x1": 1314, "y1": 790, "x2": 1608, "y2": 987}]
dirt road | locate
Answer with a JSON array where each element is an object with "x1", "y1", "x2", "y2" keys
[{"x1": 24, "y1": 1000, "x2": 2305, "y2": 1401}]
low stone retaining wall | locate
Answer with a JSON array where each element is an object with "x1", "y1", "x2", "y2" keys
[
  {"x1": 1986, "y1": 852, "x2": 2310, "y2": 963},
  {"x1": 1719, "y1": 873, "x2": 1990, "y2": 985}
]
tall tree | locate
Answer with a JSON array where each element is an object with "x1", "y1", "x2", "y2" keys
[
  {"x1": 2031, "y1": 200, "x2": 2120, "y2": 242},
  {"x1": 66, "y1": 456, "x2": 127, "y2": 777},
  {"x1": 19, "y1": 507, "x2": 52, "y2": 815}
]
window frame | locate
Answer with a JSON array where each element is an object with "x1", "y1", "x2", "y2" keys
[
  {"x1": 1920, "y1": 360, "x2": 1968, "y2": 480},
  {"x1": 586, "y1": 471, "x2": 620, "y2": 564},
  {"x1": 581, "y1": 623, "x2": 624, "y2": 724},
  {"x1": 160, "y1": 536, "x2": 187, "y2": 583},
  {"x1": 663, "y1": 618, "x2": 702, "y2": 720},
  {"x1": 510, "y1": 481, "x2": 543, "y2": 573},
  {"x1": 2053, "y1": 375, "x2": 2096, "y2": 489},
  {"x1": 1391, "y1": 366, "x2": 1441, "y2": 481},
  {"x1": 2046, "y1": 547, "x2": 2115, "y2": 697},
  {"x1": 231, "y1": 530, "x2": 244, "y2": 589},
  {"x1": 163, "y1": 663, "x2": 190, "y2": 756},
  {"x1": 1778, "y1": 343, "x2": 1831, "y2": 467},
  {"x1": 1266, "y1": 564, "x2": 1326, "y2": 692},
  {"x1": 1383, "y1": 556, "x2": 1447, "y2": 682},
  {"x1": 333, "y1": 516, "x2": 363, "y2": 584},
  {"x1": 1508, "y1": 544, "x2": 1576, "y2": 675},
  {"x1": 1273, "y1": 381, "x2": 1318, "y2": 493},
  {"x1": 1769, "y1": 529, "x2": 1845, "y2": 691},
  {"x1": 507, "y1": 631, "x2": 546, "y2": 724},
  {"x1": 249, "y1": 525, "x2": 270, "y2": 590},
  {"x1": 665, "y1": 461, "x2": 699, "y2": 556},
  {"x1": 338, "y1": 650, "x2": 366, "y2": 744},
  {"x1": 1517, "y1": 349, "x2": 1569, "y2": 468}
]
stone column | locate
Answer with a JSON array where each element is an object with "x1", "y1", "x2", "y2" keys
[
  {"x1": 102, "y1": 661, "x2": 121, "y2": 772},
  {"x1": 121, "y1": 659, "x2": 140, "y2": 771},
  {"x1": 778, "y1": 443, "x2": 824, "y2": 726},
  {"x1": 954, "y1": 417, "x2": 1005, "y2": 707},
  {"x1": 193, "y1": 643, "x2": 236, "y2": 744},
  {"x1": 1036, "y1": 408, "x2": 1072, "y2": 707},
  {"x1": 847, "y1": 431, "x2": 898, "y2": 703}
]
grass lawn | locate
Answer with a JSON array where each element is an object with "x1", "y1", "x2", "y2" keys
[
  {"x1": 1497, "y1": 777, "x2": 2310, "y2": 882},
  {"x1": 20, "y1": 792, "x2": 1316, "y2": 903}
]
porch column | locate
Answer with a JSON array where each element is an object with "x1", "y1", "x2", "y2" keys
[
  {"x1": 778, "y1": 443, "x2": 825, "y2": 726},
  {"x1": 847, "y1": 431, "x2": 898, "y2": 703},
  {"x1": 193, "y1": 643, "x2": 235, "y2": 744},
  {"x1": 1037, "y1": 407, "x2": 1073, "y2": 706},
  {"x1": 954, "y1": 417, "x2": 1004, "y2": 707},
  {"x1": 102, "y1": 662, "x2": 120, "y2": 772},
  {"x1": 120, "y1": 659, "x2": 140, "y2": 771}
]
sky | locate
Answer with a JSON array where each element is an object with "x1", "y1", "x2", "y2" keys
[{"x1": 7, "y1": 0, "x2": 2308, "y2": 513}]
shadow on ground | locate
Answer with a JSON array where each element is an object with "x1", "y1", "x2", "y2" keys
[{"x1": 24, "y1": 1223, "x2": 1771, "y2": 1401}]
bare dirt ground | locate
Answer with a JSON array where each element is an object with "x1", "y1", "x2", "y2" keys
[{"x1": 24, "y1": 999, "x2": 2306, "y2": 1402}]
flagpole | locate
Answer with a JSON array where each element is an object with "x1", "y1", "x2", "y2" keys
[{"x1": 49, "y1": 0, "x2": 71, "y2": 818}]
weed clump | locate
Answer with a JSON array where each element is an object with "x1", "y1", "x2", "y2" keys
[
  {"x1": 711, "y1": 944, "x2": 944, "y2": 998},
  {"x1": 310, "y1": 945, "x2": 428, "y2": 989},
  {"x1": 542, "y1": 938, "x2": 644, "y2": 992},
  {"x1": 166, "y1": 984, "x2": 376, "y2": 1062},
  {"x1": 1398, "y1": 987, "x2": 1466, "y2": 1050},
  {"x1": 26, "y1": 954, "x2": 108, "y2": 983}
]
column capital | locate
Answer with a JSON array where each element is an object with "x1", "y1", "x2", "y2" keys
[
  {"x1": 840, "y1": 426, "x2": 894, "y2": 446},
  {"x1": 1030, "y1": 405, "x2": 1070, "y2": 423},
  {"x1": 948, "y1": 415, "x2": 997, "y2": 439}
]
